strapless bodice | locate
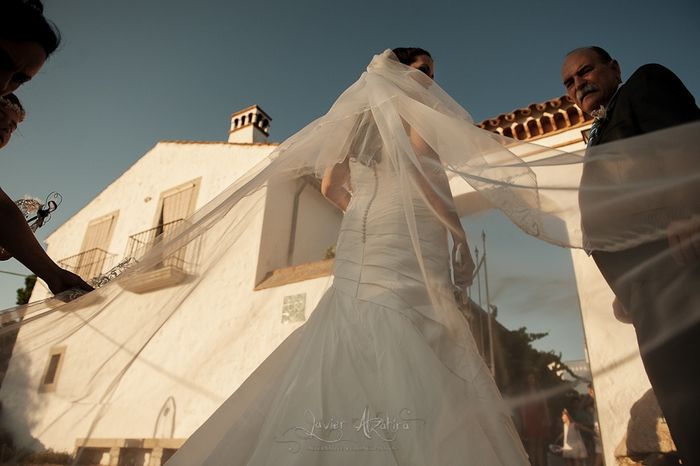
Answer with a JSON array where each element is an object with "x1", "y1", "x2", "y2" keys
[{"x1": 332, "y1": 159, "x2": 450, "y2": 310}]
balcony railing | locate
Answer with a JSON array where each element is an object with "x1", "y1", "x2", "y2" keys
[
  {"x1": 125, "y1": 219, "x2": 201, "y2": 274},
  {"x1": 58, "y1": 248, "x2": 117, "y2": 282},
  {"x1": 119, "y1": 219, "x2": 202, "y2": 294}
]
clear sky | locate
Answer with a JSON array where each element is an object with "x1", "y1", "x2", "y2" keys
[{"x1": 1, "y1": 0, "x2": 698, "y2": 360}]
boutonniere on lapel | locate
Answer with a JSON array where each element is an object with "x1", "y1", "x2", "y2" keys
[
  {"x1": 590, "y1": 105, "x2": 607, "y2": 123},
  {"x1": 587, "y1": 105, "x2": 607, "y2": 146}
]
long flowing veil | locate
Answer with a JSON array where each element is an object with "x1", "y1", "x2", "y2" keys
[{"x1": 0, "y1": 49, "x2": 698, "y2": 463}]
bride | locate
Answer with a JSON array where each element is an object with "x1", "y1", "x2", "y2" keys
[{"x1": 166, "y1": 48, "x2": 529, "y2": 465}]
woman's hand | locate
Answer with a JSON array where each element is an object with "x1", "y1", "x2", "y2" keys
[
  {"x1": 45, "y1": 267, "x2": 94, "y2": 295},
  {"x1": 452, "y1": 235, "x2": 475, "y2": 290}
]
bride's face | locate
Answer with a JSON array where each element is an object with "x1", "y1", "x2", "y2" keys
[{"x1": 409, "y1": 55, "x2": 434, "y2": 80}]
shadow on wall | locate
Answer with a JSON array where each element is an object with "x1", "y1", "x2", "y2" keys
[
  {"x1": 615, "y1": 389, "x2": 680, "y2": 465},
  {"x1": 0, "y1": 347, "x2": 47, "y2": 459},
  {"x1": 153, "y1": 396, "x2": 177, "y2": 438}
]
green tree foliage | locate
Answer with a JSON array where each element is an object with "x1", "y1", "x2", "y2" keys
[
  {"x1": 16, "y1": 274, "x2": 36, "y2": 305},
  {"x1": 491, "y1": 324, "x2": 586, "y2": 443},
  {"x1": 497, "y1": 326, "x2": 568, "y2": 389}
]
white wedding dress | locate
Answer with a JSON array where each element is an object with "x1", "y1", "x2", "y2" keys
[{"x1": 166, "y1": 134, "x2": 530, "y2": 464}]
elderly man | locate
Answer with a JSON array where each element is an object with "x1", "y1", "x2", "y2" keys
[{"x1": 561, "y1": 46, "x2": 700, "y2": 465}]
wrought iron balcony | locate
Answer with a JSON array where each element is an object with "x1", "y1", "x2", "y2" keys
[
  {"x1": 125, "y1": 219, "x2": 200, "y2": 269},
  {"x1": 58, "y1": 248, "x2": 117, "y2": 282},
  {"x1": 120, "y1": 219, "x2": 202, "y2": 293}
]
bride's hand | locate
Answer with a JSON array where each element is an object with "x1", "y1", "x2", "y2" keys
[{"x1": 452, "y1": 237, "x2": 475, "y2": 289}]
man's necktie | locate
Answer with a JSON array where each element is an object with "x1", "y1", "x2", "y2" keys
[{"x1": 587, "y1": 119, "x2": 601, "y2": 147}]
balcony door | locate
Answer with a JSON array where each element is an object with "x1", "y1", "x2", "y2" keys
[
  {"x1": 76, "y1": 212, "x2": 119, "y2": 280},
  {"x1": 154, "y1": 179, "x2": 200, "y2": 268}
]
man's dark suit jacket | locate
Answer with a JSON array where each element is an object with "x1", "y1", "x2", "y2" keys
[
  {"x1": 591, "y1": 63, "x2": 700, "y2": 146},
  {"x1": 581, "y1": 64, "x2": 700, "y2": 296},
  {"x1": 582, "y1": 64, "x2": 700, "y2": 465}
]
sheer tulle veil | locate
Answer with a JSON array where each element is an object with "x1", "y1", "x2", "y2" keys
[{"x1": 0, "y1": 49, "x2": 698, "y2": 459}]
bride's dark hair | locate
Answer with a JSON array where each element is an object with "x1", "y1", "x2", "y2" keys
[
  {"x1": 0, "y1": 0, "x2": 61, "y2": 57},
  {"x1": 391, "y1": 47, "x2": 432, "y2": 66}
]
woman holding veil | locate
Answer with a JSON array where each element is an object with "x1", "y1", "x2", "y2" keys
[{"x1": 166, "y1": 48, "x2": 530, "y2": 465}]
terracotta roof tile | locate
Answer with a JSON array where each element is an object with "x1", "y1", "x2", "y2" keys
[
  {"x1": 158, "y1": 140, "x2": 279, "y2": 146},
  {"x1": 478, "y1": 95, "x2": 592, "y2": 141}
]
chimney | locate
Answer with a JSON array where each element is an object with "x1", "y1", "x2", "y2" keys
[{"x1": 228, "y1": 105, "x2": 271, "y2": 143}]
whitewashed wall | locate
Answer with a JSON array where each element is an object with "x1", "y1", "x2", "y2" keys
[
  {"x1": 3, "y1": 124, "x2": 656, "y2": 464},
  {"x1": 29, "y1": 141, "x2": 273, "y2": 301}
]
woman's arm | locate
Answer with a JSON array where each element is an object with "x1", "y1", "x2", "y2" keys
[
  {"x1": 321, "y1": 157, "x2": 351, "y2": 212},
  {"x1": 0, "y1": 187, "x2": 93, "y2": 294},
  {"x1": 405, "y1": 124, "x2": 475, "y2": 287}
]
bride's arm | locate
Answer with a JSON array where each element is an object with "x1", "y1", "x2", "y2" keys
[
  {"x1": 406, "y1": 125, "x2": 475, "y2": 287},
  {"x1": 321, "y1": 157, "x2": 351, "y2": 212}
]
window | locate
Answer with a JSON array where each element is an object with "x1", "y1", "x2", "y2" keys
[
  {"x1": 120, "y1": 180, "x2": 202, "y2": 294},
  {"x1": 153, "y1": 179, "x2": 200, "y2": 269},
  {"x1": 81, "y1": 212, "x2": 119, "y2": 253},
  {"x1": 581, "y1": 128, "x2": 592, "y2": 144},
  {"x1": 161, "y1": 449, "x2": 178, "y2": 464},
  {"x1": 71, "y1": 212, "x2": 119, "y2": 280},
  {"x1": 118, "y1": 448, "x2": 150, "y2": 466},
  {"x1": 44, "y1": 354, "x2": 60, "y2": 384},
  {"x1": 75, "y1": 447, "x2": 110, "y2": 465},
  {"x1": 154, "y1": 179, "x2": 200, "y2": 232},
  {"x1": 255, "y1": 177, "x2": 342, "y2": 288},
  {"x1": 39, "y1": 346, "x2": 66, "y2": 392}
]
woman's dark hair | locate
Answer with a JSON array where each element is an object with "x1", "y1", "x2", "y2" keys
[
  {"x1": 391, "y1": 47, "x2": 432, "y2": 66},
  {"x1": 0, "y1": 0, "x2": 61, "y2": 57}
]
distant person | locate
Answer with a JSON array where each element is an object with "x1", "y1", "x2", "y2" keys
[
  {"x1": 561, "y1": 46, "x2": 700, "y2": 466},
  {"x1": 519, "y1": 373, "x2": 551, "y2": 466},
  {"x1": 584, "y1": 384, "x2": 603, "y2": 466},
  {"x1": 552, "y1": 408, "x2": 588, "y2": 466},
  {"x1": 0, "y1": 1, "x2": 92, "y2": 295}
]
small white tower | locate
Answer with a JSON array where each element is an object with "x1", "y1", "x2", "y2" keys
[{"x1": 228, "y1": 105, "x2": 272, "y2": 143}]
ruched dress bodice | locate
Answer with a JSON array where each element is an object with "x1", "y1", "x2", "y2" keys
[{"x1": 333, "y1": 158, "x2": 451, "y2": 312}]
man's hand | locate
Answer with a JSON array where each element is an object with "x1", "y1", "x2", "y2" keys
[
  {"x1": 667, "y1": 215, "x2": 700, "y2": 265},
  {"x1": 452, "y1": 238, "x2": 475, "y2": 290}
]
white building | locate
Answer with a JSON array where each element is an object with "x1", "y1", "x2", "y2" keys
[{"x1": 0, "y1": 100, "x2": 662, "y2": 465}]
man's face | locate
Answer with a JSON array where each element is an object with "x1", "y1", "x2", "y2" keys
[{"x1": 561, "y1": 49, "x2": 621, "y2": 115}]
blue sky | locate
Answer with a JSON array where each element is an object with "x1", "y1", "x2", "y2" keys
[{"x1": 1, "y1": 0, "x2": 698, "y2": 360}]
